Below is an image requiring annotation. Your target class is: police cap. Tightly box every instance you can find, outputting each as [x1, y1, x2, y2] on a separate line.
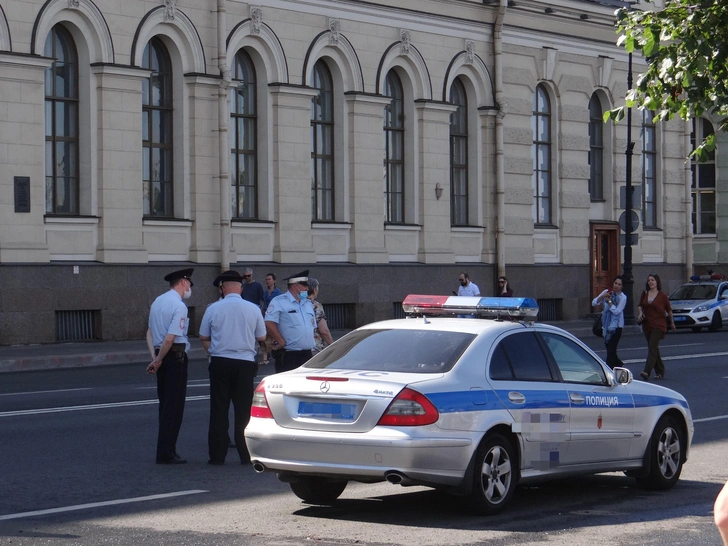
[213, 269, 244, 287]
[164, 268, 194, 286]
[284, 269, 309, 285]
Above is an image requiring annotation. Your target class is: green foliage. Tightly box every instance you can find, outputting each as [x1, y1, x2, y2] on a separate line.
[606, 0, 728, 159]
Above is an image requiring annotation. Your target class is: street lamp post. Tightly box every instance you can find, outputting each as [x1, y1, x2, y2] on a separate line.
[622, 50, 636, 325]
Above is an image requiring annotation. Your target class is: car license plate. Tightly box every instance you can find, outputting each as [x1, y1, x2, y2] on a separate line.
[298, 401, 356, 419]
[674, 316, 686, 322]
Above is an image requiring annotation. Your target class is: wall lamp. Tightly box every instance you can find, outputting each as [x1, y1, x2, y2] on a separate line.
[435, 183, 443, 200]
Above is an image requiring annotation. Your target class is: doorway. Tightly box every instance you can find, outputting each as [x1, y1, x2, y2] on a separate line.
[591, 223, 620, 299]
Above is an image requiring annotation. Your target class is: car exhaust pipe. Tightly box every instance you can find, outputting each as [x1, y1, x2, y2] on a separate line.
[252, 462, 266, 473]
[385, 471, 409, 485]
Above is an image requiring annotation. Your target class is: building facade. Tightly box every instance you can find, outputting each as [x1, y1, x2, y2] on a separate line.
[0, 0, 699, 344]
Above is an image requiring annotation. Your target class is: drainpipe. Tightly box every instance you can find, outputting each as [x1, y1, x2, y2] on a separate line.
[494, 0, 508, 279]
[683, 120, 693, 278]
[217, 0, 232, 272]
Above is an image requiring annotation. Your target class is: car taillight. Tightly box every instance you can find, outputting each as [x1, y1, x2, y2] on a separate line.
[377, 388, 439, 426]
[251, 380, 273, 419]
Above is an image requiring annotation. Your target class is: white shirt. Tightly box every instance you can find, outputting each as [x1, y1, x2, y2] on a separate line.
[458, 281, 480, 297]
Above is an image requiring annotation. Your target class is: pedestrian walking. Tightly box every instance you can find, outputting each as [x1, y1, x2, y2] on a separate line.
[307, 278, 334, 355]
[199, 270, 266, 465]
[241, 267, 265, 309]
[457, 272, 480, 297]
[145, 268, 194, 465]
[265, 270, 316, 373]
[637, 273, 675, 380]
[592, 275, 626, 369]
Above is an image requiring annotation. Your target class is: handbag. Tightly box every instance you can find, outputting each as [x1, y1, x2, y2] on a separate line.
[592, 315, 603, 337]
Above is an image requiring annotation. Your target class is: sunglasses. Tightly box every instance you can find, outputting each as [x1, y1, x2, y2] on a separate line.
[499, 281, 506, 284]
[458, 278, 465, 282]
[297, 282, 309, 287]
[243, 275, 252, 278]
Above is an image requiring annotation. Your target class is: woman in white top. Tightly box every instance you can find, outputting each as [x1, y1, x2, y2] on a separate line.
[592, 275, 627, 369]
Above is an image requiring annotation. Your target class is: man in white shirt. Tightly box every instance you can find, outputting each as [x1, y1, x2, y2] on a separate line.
[457, 272, 480, 297]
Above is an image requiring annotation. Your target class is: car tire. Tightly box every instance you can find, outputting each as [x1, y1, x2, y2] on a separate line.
[467, 433, 516, 515]
[708, 312, 722, 332]
[691, 326, 702, 333]
[636, 415, 685, 491]
[289, 477, 347, 505]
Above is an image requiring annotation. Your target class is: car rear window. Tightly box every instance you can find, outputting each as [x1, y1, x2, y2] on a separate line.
[304, 329, 476, 373]
[670, 284, 717, 300]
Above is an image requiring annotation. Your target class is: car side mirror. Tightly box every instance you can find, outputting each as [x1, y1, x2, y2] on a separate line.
[613, 367, 632, 384]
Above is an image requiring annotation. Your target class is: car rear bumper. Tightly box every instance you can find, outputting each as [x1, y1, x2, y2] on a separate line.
[245, 421, 474, 486]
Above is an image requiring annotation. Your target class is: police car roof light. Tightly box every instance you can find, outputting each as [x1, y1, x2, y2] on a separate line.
[690, 274, 725, 282]
[402, 295, 539, 320]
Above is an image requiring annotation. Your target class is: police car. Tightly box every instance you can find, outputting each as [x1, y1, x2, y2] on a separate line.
[245, 296, 693, 515]
[669, 274, 728, 332]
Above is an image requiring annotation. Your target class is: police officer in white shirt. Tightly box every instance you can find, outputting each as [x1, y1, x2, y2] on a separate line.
[200, 270, 266, 465]
[146, 268, 194, 465]
[265, 270, 316, 373]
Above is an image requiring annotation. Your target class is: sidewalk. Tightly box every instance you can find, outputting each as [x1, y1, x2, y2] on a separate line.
[0, 321, 636, 374]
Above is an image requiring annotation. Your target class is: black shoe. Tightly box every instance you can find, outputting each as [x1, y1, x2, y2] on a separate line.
[157, 455, 187, 464]
[208, 459, 225, 466]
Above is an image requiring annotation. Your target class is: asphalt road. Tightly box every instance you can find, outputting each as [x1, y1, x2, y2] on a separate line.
[0, 329, 726, 545]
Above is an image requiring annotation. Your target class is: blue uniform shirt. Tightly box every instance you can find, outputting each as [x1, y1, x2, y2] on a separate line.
[148, 289, 190, 352]
[265, 291, 316, 351]
[199, 293, 266, 361]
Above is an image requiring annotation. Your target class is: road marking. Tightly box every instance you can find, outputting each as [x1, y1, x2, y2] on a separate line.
[0, 388, 92, 397]
[621, 351, 728, 364]
[0, 490, 209, 521]
[0, 395, 209, 418]
[694, 414, 728, 423]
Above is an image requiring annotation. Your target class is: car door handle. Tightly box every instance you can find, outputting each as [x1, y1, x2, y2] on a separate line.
[570, 393, 585, 404]
[508, 392, 525, 404]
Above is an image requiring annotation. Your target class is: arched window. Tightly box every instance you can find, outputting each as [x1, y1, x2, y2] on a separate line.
[44, 25, 79, 215]
[311, 60, 334, 221]
[588, 94, 603, 201]
[691, 118, 716, 234]
[383, 71, 404, 224]
[641, 110, 657, 228]
[141, 38, 173, 217]
[231, 49, 257, 219]
[449, 78, 468, 226]
[532, 85, 551, 224]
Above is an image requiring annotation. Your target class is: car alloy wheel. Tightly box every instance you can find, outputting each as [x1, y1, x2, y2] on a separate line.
[637, 415, 684, 490]
[469, 433, 516, 515]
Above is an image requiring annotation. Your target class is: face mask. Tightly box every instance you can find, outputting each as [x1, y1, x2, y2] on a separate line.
[183, 288, 192, 300]
[298, 290, 308, 300]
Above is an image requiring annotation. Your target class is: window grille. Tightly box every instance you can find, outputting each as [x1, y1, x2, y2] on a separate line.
[55, 310, 99, 341]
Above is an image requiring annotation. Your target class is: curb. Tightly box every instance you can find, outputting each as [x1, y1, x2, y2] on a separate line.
[0, 348, 208, 374]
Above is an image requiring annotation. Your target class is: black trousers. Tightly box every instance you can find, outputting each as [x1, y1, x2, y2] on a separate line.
[605, 328, 624, 369]
[273, 349, 312, 374]
[643, 328, 666, 377]
[156, 349, 188, 460]
[208, 356, 257, 464]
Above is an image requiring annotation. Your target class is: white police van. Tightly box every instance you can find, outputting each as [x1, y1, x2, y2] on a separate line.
[669, 275, 728, 332]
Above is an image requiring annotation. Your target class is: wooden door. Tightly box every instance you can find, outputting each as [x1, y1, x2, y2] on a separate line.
[591, 223, 620, 298]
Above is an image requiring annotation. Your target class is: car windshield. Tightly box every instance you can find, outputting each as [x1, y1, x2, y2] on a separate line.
[669, 284, 717, 300]
[304, 328, 476, 373]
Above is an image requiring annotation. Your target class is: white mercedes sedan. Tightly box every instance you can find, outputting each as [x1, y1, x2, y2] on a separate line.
[245, 296, 694, 515]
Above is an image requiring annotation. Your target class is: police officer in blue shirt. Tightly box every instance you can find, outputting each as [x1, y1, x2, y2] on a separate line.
[199, 270, 266, 465]
[146, 268, 193, 464]
[265, 270, 316, 373]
